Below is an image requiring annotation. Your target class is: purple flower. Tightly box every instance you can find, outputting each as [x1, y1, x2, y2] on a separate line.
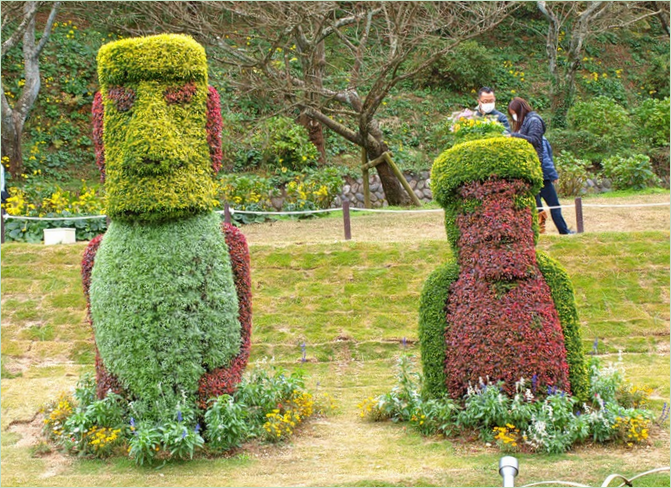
[402, 337, 407, 349]
[195, 423, 201, 433]
[177, 410, 183, 422]
[301, 342, 306, 363]
[182, 428, 187, 439]
[531, 374, 538, 393]
[130, 417, 135, 427]
[592, 338, 599, 355]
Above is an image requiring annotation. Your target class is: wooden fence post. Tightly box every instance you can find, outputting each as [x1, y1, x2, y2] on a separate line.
[224, 202, 232, 225]
[342, 200, 352, 240]
[574, 197, 584, 233]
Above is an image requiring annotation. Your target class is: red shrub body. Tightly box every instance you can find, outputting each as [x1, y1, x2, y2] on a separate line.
[92, 92, 105, 182]
[197, 223, 252, 406]
[206, 86, 223, 174]
[443, 178, 571, 398]
[107, 86, 136, 112]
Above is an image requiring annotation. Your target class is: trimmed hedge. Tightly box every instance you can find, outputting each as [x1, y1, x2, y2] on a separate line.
[418, 261, 460, 399]
[536, 250, 588, 402]
[89, 213, 241, 419]
[97, 34, 218, 222]
[97, 34, 208, 85]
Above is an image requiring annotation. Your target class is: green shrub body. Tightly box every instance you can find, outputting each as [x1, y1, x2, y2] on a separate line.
[89, 212, 241, 418]
[418, 262, 460, 399]
[98, 34, 217, 222]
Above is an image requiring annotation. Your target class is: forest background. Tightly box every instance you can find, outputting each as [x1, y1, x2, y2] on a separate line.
[1, 1, 669, 240]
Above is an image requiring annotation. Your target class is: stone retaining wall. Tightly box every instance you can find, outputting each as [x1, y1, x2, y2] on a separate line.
[336, 172, 433, 208]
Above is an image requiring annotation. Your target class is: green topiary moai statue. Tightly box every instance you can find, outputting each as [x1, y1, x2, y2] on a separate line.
[419, 136, 587, 401]
[81, 34, 252, 420]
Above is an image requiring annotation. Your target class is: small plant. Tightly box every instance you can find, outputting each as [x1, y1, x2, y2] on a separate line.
[127, 419, 162, 466]
[611, 415, 651, 447]
[601, 153, 661, 190]
[204, 395, 249, 451]
[553, 151, 591, 196]
[493, 424, 520, 452]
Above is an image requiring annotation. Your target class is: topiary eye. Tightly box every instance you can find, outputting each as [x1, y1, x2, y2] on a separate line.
[164, 81, 197, 105]
[107, 86, 136, 112]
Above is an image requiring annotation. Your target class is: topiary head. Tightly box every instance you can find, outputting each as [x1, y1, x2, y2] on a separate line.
[431, 137, 544, 251]
[93, 34, 223, 222]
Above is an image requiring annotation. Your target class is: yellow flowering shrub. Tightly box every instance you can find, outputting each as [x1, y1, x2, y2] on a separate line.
[612, 415, 650, 447]
[493, 424, 520, 451]
[86, 426, 123, 457]
[262, 390, 335, 442]
[41, 393, 75, 441]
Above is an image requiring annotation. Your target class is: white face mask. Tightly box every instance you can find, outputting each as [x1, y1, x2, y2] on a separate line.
[511, 113, 518, 122]
[480, 102, 496, 114]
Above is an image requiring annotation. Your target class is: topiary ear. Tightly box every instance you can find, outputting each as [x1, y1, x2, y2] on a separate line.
[206, 86, 223, 173]
[92, 91, 105, 182]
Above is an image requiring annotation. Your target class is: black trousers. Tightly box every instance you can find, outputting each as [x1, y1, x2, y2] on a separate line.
[535, 180, 571, 234]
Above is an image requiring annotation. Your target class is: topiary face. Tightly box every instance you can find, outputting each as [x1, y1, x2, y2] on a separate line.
[431, 137, 543, 250]
[94, 34, 222, 222]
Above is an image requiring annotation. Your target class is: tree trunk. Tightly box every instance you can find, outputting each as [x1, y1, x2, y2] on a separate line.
[297, 111, 327, 164]
[2, 116, 24, 176]
[364, 135, 410, 207]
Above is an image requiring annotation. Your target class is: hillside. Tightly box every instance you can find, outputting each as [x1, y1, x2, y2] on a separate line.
[1, 3, 668, 190]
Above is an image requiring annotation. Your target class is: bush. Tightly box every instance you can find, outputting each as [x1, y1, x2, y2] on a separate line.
[250, 116, 320, 172]
[553, 151, 591, 197]
[358, 355, 655, 454]
[601, 153, 661, 190]
[634, 97, 670, 147]
[414, 41, 496, 92]
[566, 97, 635, 159]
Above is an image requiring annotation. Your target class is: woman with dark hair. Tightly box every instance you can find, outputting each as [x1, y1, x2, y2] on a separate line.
[507, 97, 574, 235]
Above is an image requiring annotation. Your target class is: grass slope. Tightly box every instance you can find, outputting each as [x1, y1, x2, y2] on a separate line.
[1, 231, 669, 486]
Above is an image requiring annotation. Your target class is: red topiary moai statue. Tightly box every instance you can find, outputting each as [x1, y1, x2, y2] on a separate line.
[81, 34, 252, 419]
[419, 137, 587, 401]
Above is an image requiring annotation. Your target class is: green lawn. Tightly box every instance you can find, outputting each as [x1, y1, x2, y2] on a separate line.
[1, 231, 669, 486]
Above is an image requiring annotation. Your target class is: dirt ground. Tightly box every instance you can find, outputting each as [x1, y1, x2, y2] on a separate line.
[240, 193, 670, 246]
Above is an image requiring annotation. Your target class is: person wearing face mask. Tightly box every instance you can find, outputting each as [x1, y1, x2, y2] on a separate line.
[508, 96, 574, 235]
[475, 86, 511, 131]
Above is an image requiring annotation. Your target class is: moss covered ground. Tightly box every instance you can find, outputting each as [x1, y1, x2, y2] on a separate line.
[1, 211, 669, 486]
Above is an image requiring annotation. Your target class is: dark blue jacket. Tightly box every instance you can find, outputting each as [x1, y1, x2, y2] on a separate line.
[511, 111, 558, 181]
[475, 107, 511, 131]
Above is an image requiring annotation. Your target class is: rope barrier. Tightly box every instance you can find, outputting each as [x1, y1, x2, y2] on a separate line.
[218, 208, 337, 216]
[3, 214, 107, 221]
[2, 200, 668, 221]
